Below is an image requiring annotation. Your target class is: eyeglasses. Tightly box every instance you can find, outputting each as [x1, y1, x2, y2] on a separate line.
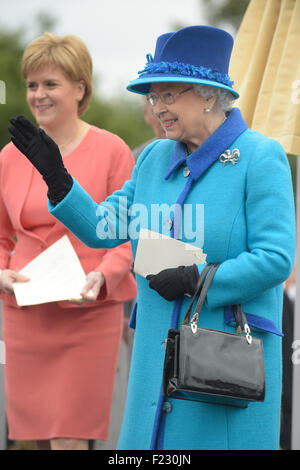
[146, 86, 193, 107]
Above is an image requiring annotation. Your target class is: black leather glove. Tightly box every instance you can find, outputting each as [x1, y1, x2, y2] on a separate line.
[8, 115, 73, 205]
[146, 264, 199, 301]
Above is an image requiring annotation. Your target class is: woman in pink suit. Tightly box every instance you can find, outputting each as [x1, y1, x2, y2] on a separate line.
[0, 33, 136, 450]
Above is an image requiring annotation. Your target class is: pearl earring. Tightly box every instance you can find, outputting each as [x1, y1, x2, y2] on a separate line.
[205, 108, 210, 113]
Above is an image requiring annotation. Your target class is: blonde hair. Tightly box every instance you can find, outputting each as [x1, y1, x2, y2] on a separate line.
[21, 32, 93, 115]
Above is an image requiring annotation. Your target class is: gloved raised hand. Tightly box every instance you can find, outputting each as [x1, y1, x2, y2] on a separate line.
[8, 115, 73, 205]
[146, 264, 199, 301]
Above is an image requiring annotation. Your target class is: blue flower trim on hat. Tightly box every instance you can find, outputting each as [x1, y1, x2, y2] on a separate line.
[138, 60, 234, 88]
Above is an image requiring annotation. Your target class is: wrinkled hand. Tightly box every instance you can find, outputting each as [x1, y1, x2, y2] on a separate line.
[68, 271, 105, 305]
[0, 269, 30, 295]
[146, 264, 199, 301]
[8, 115, 64, 178]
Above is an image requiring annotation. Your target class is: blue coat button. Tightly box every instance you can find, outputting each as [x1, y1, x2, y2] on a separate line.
[162, 401, 172, 413]
[183, 166, 190, 177]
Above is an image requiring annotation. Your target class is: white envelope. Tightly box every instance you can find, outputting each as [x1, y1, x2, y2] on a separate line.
[133, 229, 206, 277]
[13, 235, 86, 306]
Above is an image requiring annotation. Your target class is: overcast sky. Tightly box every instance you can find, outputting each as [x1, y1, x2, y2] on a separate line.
[1, 0, 208, 101]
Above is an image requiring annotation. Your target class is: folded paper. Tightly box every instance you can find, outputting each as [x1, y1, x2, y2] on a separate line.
[13, 235, 86, 306]
[134, 229, 206, 277]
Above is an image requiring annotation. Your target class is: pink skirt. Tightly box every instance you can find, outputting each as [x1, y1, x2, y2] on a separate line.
[2, 300, 123, 440]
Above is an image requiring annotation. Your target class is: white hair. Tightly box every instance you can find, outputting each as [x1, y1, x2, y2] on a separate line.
[193, 84, 234, 112]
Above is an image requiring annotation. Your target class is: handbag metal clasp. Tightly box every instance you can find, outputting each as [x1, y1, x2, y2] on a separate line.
[191, 313, 199, 334]
[244, 323, 252, 345]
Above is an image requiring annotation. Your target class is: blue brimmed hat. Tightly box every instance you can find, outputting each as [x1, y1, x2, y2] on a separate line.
[127, 25, 239, 99]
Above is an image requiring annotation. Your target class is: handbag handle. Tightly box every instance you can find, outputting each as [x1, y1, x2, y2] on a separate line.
[183, 263, 251, 341]
[233, 305, 252, 344]
[182, 263, 215, 326]
[190, 263, 221, 322]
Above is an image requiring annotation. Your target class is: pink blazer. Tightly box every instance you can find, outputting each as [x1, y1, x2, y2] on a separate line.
[0, 126, 137, 309]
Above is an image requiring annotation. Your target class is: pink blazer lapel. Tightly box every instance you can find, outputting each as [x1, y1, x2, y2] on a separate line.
[8, 156, 34, 233]
[15, 158, 63, 244]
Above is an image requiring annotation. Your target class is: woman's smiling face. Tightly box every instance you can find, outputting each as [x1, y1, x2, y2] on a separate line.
[26, 66, 85, 130]
[150, 82, 214, 153]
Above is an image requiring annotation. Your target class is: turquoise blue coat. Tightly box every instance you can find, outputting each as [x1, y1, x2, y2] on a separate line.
[49, 109, 295, 450]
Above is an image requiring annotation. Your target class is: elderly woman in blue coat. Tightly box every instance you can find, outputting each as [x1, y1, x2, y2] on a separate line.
[8, 26, 295, 450]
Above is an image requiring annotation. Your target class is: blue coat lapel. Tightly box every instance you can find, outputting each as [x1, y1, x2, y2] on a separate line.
[165, 107, 248, 182]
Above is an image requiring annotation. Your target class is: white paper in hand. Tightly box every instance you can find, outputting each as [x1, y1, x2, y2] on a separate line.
[133, 229, 207, 278]
[13, 235, 86, 306]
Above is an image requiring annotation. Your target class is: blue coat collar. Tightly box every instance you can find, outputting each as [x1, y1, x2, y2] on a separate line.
[164, 107, 248, 181]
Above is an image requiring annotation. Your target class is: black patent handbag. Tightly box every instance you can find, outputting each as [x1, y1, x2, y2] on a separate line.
[162, 263, 266, 408]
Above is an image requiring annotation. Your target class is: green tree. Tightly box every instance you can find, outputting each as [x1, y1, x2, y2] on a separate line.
[0, 27, 29, 149]
[83, 96, 153, 150]
[202, 0, 251, 31]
